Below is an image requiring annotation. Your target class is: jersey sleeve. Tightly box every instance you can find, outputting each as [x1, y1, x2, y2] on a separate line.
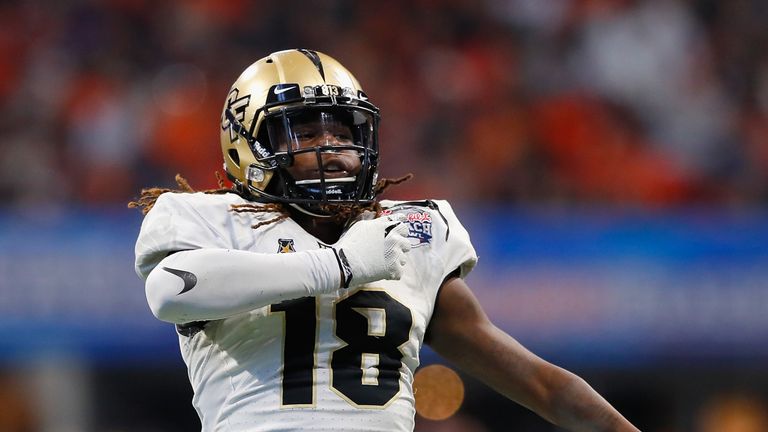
[432, 200, 478, 281]
[134, 192, 235, 280]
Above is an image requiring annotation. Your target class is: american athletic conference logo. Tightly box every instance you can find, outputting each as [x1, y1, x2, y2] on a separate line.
[277, 238, 296, 253]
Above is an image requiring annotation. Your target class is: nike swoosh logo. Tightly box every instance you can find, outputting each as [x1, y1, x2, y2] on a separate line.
[162, 267, 198, 295]
[273, 86, 295, 95]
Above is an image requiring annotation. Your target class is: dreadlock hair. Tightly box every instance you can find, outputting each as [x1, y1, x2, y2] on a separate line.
[127, 172, 231, 215]
[127, 172, 413, 230]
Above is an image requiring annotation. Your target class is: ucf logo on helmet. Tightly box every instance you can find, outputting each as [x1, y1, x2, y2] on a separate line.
[222, 88, 250, 143]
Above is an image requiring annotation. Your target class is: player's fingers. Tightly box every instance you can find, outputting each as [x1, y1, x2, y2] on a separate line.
[394, 222, 410, 237]
[385, 233, 410, 253]
[383, 213, 407, 222]
[384, 222, 401, 238]
[384, 221, 410, 239]
[388, 256, 403, 279]
[397, 237, 411, 253]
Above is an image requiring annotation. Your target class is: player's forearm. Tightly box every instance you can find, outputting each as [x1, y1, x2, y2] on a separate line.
[145, 248, 342, 324]
[544, 367, 640, 432]
[431, 322, 638, 432]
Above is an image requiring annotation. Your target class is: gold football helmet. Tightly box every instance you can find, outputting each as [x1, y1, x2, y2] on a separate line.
[220, 49, 380, 214]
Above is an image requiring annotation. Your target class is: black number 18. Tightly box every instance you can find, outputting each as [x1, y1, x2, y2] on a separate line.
[269, 289, 413, 408]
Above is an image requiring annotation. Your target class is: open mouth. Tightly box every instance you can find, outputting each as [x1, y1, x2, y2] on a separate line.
[294, 159, 359, 185]
[322, 160, 351, 177]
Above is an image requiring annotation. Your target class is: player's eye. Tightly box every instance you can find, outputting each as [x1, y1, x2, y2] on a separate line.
[294, 131, 317, 141]
[334, 133, 353, 142]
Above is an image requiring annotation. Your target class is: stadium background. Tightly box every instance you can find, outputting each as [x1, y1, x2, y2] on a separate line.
[1, 0, 767, 430]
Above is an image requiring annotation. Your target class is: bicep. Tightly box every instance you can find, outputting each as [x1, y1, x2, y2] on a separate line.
[425, 276, 531, 368]
[425, 276, 557, 413]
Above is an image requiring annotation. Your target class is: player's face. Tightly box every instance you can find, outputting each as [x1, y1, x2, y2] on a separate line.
[274, 112, 362, 181]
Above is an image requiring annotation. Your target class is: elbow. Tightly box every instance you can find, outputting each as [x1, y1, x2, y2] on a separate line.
[539, 366, 591, 424]
[146, 291, 181, 323]
[146, 286, 183, 323]
[509, 360, 578, 424]
[145, 269, 189, 324]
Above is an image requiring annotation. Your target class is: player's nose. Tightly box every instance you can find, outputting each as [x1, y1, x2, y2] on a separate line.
[318, 131, 347, 147]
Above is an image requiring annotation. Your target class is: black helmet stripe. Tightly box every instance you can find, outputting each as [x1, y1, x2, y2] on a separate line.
[298, 49, 325, 81]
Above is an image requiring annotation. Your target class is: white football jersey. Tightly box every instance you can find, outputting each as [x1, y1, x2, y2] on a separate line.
[135, 192, 477, 432]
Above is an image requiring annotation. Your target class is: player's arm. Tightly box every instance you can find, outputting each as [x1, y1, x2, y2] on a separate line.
[145, 247, 340, 324]
[425, 276, 640, 432]
[144, 217, 411, 324]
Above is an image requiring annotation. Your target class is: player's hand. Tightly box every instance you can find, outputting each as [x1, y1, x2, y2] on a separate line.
[333, 216, 411, 288]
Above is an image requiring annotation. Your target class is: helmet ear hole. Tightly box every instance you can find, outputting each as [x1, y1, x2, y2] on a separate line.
[228, 149, 240, 166]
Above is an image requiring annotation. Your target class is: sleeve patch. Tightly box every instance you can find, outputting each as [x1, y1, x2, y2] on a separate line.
[381, 208, 434, 246]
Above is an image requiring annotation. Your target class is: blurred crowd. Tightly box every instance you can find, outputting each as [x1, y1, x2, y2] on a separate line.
[1, 0, 767, 208]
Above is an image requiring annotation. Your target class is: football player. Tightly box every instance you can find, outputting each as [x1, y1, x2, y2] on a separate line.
[133, 49, 640, 431]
